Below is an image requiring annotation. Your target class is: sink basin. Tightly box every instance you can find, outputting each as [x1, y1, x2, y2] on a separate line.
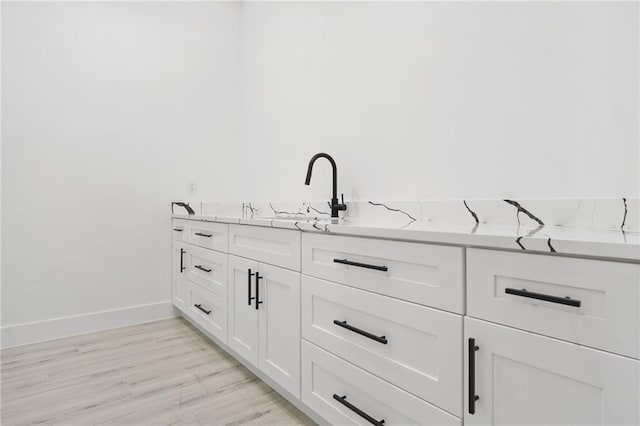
[259, 216, 319, 221]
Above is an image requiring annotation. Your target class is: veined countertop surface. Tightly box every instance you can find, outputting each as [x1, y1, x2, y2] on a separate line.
[172, 198, 639, 261]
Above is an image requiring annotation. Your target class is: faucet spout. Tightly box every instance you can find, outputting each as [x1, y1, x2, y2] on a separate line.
[304, 153, 346, 218]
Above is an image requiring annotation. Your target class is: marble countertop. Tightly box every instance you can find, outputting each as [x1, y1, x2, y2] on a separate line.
[172, 211, 639, 261]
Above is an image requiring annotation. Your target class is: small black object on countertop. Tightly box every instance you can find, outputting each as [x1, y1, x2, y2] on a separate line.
[172, 202, 195, 215]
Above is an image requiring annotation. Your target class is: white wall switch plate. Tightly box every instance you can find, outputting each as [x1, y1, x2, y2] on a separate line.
[188, 180, 198, 195]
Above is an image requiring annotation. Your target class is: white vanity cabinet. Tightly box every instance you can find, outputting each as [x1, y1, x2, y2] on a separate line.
[228, 254, 301, 397]
[464, 318, 639, 426]
[172, 215, 639, 426]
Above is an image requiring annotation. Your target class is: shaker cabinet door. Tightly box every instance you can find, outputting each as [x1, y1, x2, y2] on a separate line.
[464, 318, 640, 426]
[258, 263, 301, 398]
[228, 255, 260, 367]
[172, 242, 189, 310]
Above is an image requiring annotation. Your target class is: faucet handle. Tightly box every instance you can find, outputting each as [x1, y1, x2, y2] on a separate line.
[338, 193, 347, 211]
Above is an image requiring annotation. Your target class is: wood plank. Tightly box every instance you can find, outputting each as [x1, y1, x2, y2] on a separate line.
[1, 317, 314, 425]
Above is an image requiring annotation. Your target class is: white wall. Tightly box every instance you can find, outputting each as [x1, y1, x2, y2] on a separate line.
[2, 1, 638, 346]
[1, 2, 243, 344]
[241, 1, 639, 202]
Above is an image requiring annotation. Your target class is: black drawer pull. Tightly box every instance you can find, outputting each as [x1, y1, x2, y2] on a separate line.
[194, 304, 211, 315]
[173, 228, 183, 232]
[333, 258, 388, 272]
[468, 338, 479, 414]
[505, 288, 581, 307]
[194, 265, 212, 273]
[179, 248, 186, 273]
[333, 394, 385, 426]
[248, 268, 256, 306]
[333, 320, 387, 344]
[194, 232, 212, 238]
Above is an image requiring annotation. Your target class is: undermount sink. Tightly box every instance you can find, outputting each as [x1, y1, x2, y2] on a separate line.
[258, 216, 320, 221]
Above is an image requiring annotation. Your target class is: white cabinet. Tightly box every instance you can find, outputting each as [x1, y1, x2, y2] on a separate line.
[173, 217, 638, 426]
[172, 242, 188, 310]
[228, 255, 260, 366]
[302, 275, 462, 416]
[302, 232, 464, 313]
[172, 219, 189, 243]
[228, 254, 301, 397]
[467, 249, 640, 359]
[187, 221, 228, 252]
[464, 317, 640, 426]
[258, 262, 301, 398]
[229, 224, 301, 271]
[187, 282, 227, 343]
[185, 245, 228, 298]
[302, 341, 460, 426]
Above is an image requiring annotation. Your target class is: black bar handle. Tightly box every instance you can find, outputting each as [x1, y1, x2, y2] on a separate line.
[333, 258, 388, 272]
[505, 288, 581, 307]
[194, 265, 212, 273]
[180, 248, 185, 273]
[468, 338, 479, 414]
[173, 228, 183, 232]
[194, 232, 212, 238]
[255, 272, 263, 310]
[333, 320, 387, 344]
[194, 304, 211, 315]
[332, 394, 385, 426]
[248, 269, 255, 306]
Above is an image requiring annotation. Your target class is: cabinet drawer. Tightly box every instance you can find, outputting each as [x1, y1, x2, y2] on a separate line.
[187, 221, 228, 252]
[186, 282, 227, 343]
[172, 219, 189, 243]
[302, 233, 464, 313]
[467, 249, 640, 359]
[464, 318, 640, 426]
[185, 245, 228, 298]
[229, 225, 300, 271]
[302, 341, 460, 426]
[302, 275, 462, 416]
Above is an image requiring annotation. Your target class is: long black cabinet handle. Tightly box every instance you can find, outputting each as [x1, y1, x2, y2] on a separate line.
[173, 228, 183, 232]
[194, 265, 212, 273]
[333, 258, 388, 272]
[194, 232, 212, 238]
[248, 269, 255, 306]
[505, 288, 581, 307]
[255, 273, 263, 310]
[333, 320, 387, 344]
[180, 248, 185, 273]
[332, 394, 385, 426]
[194, 304, 211, 315]
[468, 338, 479, 414]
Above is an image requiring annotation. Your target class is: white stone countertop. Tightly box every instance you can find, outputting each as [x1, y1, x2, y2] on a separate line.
[172, 212, 639, 261]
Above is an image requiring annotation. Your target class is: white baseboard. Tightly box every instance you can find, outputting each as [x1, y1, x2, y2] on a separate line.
[1, 301, 178, 349]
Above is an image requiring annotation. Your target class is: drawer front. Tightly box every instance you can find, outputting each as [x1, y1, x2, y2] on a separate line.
[302, 341, 461, 426]
[172, 219, 189, 243]
[185, 245, 228, 298]
[302, 233, 464, 313]
[187, 221, 228, 252]
[229, 224, 301, 271]
[186, 282, 227, 343]
[467, 249, 640, 359]
[302, 275, 463, 416]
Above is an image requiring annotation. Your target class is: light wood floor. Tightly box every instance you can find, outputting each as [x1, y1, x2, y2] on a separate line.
[1, 317, 315, 426]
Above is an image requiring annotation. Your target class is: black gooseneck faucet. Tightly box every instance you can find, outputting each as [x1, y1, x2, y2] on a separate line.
[305, 153, 347, 218]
